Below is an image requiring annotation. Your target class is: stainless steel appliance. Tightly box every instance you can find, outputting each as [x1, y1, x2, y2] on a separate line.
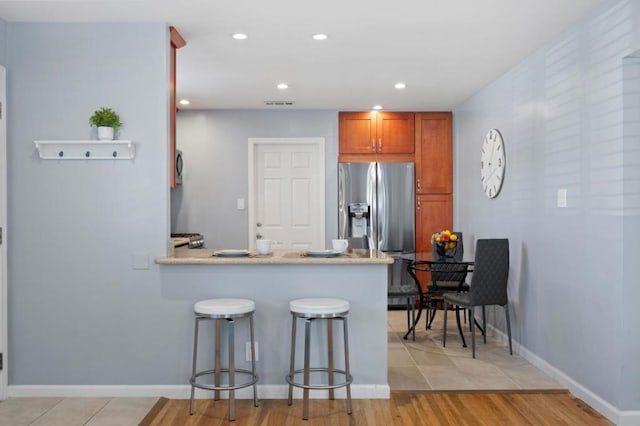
[171, 232, 205, 249]
[175, 149, 183, 185]
[338, 162, 415, 308]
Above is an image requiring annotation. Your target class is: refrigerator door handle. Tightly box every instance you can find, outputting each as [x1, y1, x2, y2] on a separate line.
[368, 162, 377, 250]
[377, 162, 388, 250]
[338, 163, 347, 239]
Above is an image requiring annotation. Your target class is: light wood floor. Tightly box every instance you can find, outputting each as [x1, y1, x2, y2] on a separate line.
[141, 391, 612, 425]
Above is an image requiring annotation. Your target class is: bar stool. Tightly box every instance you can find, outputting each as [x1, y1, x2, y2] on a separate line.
[189, 298, 258, 421]
[286, 298, 353, 420]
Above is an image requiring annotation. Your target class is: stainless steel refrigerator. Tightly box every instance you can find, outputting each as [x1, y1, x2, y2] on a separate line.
[338, 162, 415, 308]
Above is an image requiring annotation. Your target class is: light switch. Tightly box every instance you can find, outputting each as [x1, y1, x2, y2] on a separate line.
[557, 188, 567, 208]
[237, 198, 246, 210]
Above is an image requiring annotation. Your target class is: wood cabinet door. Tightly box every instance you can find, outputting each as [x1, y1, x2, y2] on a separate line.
[339, 112, 376, 154]
[415, 194, 452, 254]
[415, 112, 452, 194]
[377, 112, 415, 154]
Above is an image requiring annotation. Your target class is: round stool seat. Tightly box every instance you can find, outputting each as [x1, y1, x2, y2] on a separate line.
[194, 298, 255, 316]
[289, 298, 349, 316]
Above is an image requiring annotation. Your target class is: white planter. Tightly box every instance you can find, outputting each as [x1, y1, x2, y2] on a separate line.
[97, 126, 115, 141]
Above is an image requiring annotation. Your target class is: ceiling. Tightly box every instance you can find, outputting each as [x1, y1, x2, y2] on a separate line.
[0, 0, 605, 110]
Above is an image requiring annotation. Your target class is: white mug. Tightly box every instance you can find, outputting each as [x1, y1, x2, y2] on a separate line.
[256, 239, 272, 255]
[332, 239, 349, 253]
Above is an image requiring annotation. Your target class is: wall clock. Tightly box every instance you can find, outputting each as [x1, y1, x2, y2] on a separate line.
[480, 128, 505, 198]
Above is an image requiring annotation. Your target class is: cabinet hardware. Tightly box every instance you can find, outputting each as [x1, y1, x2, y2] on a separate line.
[417, 179, 421, 191]
[417, 199, 421, 208]
[371, 139, 376, 152]
[378, 138, 382, 152]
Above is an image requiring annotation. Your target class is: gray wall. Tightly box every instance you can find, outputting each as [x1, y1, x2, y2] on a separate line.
[622, 55, 640, 410]
[172, 110, 339, 248]
[454, 0, 639, 411]
[7, 23, 173, 384]
[0, 19, 6, 65]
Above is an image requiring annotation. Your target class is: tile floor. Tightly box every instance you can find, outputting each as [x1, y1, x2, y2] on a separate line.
[0, 396, 158, 426]
[387, 309, 564, 391]
[0, 311, 563, 425]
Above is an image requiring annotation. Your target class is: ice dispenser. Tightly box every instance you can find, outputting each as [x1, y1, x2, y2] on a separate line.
[347, 203, 370, 238]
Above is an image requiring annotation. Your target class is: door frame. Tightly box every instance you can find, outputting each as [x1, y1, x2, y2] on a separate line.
[247, 137, 326, 249]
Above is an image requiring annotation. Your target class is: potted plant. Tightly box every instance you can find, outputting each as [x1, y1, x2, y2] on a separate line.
[89, 107, 122, 141]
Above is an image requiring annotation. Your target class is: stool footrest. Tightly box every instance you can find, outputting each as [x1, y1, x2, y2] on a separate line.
[286, 368, 353, 390]
[191, 369, 258, 392]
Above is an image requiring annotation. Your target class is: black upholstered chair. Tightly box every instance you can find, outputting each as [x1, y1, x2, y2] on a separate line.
[443, 238, 512, 358]
[423, 232, 470, 330]
[388, 272, 421, 341]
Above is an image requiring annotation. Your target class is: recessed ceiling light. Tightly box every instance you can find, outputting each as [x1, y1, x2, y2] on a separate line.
[232, 33, 248, 40]
[179, 99, 190, 105]
[373, 105, 383, 110]
[394, 82, 407, 89]
[277, 83, 289, 90]
[312, 34, 328, 41]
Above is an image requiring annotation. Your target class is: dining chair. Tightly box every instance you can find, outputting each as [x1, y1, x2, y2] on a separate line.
[443, 238, 512, 358]
[388, 271, 421, 341]
[424, 232, 470, 330]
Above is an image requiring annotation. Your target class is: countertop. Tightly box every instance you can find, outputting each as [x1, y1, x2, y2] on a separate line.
[155, 248, 394, 265]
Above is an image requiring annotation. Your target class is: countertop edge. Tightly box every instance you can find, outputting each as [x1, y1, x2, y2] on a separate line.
[155, 249, 395, 265]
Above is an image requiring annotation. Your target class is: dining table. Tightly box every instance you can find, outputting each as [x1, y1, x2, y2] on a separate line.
[397, 252, 480, 346]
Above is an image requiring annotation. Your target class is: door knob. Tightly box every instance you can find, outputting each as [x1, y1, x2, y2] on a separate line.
[256, 234, 263, 239]
[256, 222, 262, 227]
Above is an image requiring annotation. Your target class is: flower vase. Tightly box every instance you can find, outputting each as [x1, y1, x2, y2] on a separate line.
[97, 126, 115, 141]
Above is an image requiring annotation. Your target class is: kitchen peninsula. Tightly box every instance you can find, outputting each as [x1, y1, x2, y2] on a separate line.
[155, 249, 393, 399]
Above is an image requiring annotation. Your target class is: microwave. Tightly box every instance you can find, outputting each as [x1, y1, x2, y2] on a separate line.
[175, 149, 183, 185]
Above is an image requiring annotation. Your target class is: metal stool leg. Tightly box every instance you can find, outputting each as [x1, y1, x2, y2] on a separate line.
[214, 319, 221, 401]
[228, 319, 236, 421]
[189, 316, 200, 415]
[328, 319, 334, 400]
[303, 318, 312, 420]
[249, 315, 259, 407]
[287, 315, 297, 406]
[343, 317, 352, 415]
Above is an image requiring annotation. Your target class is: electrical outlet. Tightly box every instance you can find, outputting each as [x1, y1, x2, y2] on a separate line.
[246, 341, 258, 361]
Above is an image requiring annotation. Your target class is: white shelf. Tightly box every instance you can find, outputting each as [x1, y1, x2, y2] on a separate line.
[34, 140, 136, 160]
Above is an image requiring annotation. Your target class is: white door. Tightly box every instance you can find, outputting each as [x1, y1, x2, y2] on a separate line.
[0, 65, 7, 399]
[248, 138, 325, 250]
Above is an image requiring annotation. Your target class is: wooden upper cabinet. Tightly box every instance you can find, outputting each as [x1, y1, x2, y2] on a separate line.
[339, 112, 377, 155]
[415, 112, 452, 194]
[376, 112, 414, 154]
[339, 112, 414, 160]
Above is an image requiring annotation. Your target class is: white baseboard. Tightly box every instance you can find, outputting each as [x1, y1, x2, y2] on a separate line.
[486, 323, 639, 425]
[8, 384, 390, 400]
